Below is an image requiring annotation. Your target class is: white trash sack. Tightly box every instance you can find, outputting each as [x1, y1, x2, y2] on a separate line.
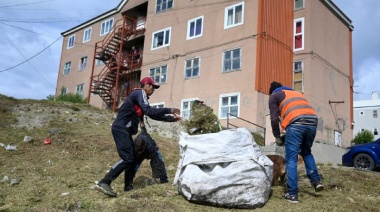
[173, 128, 273, 209]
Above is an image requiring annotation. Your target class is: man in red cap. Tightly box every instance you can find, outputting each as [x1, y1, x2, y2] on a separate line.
[95, 77, 181, 197]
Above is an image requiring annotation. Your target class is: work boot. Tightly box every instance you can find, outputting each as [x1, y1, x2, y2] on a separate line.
[95, 182, 117, 197]
[124, 184, 133, 192]
[284, 193, 299, 203]
[312, 181, 325, 192]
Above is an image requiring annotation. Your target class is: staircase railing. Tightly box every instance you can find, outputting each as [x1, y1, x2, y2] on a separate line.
[88, 15, 146, 110]
[227, 113, 266, 146]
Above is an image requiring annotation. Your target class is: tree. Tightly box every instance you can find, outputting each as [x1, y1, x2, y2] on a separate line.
[352, 129, 374, 145]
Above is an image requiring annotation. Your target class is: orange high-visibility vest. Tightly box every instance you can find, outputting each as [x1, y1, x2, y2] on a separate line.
[279, 90, 316, 130]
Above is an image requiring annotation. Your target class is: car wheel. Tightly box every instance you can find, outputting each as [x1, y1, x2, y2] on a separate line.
[353, 153, 375, 171]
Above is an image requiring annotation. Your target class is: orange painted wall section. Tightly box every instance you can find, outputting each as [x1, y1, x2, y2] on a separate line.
[256, 0, 294, 94]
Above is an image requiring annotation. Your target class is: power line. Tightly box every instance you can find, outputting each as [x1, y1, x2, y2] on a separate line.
[0, 26, 57, 89]
[0, 0, 58, 9]
[0, 21, 56, 38]
[0, 36, 62, 73]
[0, 21, 95, 48]
[0, 19, 91, 23]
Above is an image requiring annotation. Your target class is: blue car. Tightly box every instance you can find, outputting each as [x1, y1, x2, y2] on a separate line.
[342, 138, 380, 171]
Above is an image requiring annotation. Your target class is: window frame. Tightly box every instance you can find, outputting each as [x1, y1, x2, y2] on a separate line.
[149, 65, 168, 84]
[219, 92, 240, 119]
[187, 16, 204, 40]
[374, 128, 379, 136]
[294, 0, 305, 10]
[373, 110, 378, 118]
[293, 60, 304, 92]
[63, 62, 71, 75]
[151, 27, 171, 50]
[224, 2, 244, 29]
[79, 56, 88, 71]
[223, 47, 242, 73]
[151, 102, 165, 109]
[294, 17, 305, 51]
[100, 18, 114, 36]
[95, 59, 104, 66]
[76, 83, 84, 96]
[83, 27, 92, 43]
[67, 35, 75, 49]
[61, 87, 68, 95]
[156, 0, 173, 13]
[181, 98, 198, 120]
[184, 57, 200, 79]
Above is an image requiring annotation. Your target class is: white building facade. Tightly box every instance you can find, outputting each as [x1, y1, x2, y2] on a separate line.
[353, 92, 380, 140]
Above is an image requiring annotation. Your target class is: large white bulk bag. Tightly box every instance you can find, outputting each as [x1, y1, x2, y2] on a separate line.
[174, 128, 273, 209]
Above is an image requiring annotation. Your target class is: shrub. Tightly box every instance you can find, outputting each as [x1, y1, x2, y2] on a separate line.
[182, 101, 221, 135]
[46, 94, 55, 101]
[56, 93, 87, 104]
[352, 129, 374, 144]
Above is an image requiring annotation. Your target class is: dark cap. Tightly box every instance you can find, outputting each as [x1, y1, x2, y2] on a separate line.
[269, 81, 282, 95]
[140, 77, 160, 89]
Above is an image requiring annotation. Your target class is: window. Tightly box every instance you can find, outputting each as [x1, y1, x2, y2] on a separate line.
[95, 59, 104, 66]
[156, 0, 173, 13]
[83, 28, 92, 42]
[374, 110, 378, 118]
[60, 87, 68, 95]
[79, 57, 87, 71]
[294, 0, 304, 10]
[185, 57, 200, 79]
[151, 102, 164, 109]
[92, 81, 104, 96]
[187, 16, 203, 40]
[76, 84, 84, 96]
[293, 60, 304, 92]
[100, 18, 114, 36]
[294, 18, 304, 51]
[150, 65, 167, 83]
[375, 128, 379, 135]
[359, 111, 364, 116]
[152, 27, 171, 50]
[224, 2, 244, 29]
[67, 35, 75, 49]
[223, 48, 241, 72]
[181, 98, 198, 120]
[219, 93, 240, 118]
[63, 62, 71, 75]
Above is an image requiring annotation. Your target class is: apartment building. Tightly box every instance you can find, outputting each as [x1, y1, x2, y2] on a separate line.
[56, 0, 354, 147]
[353, 92, 380, 140]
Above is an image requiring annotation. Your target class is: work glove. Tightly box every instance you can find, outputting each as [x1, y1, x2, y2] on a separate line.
[275, 135, 286, 146]
[171, 108, 181, 115]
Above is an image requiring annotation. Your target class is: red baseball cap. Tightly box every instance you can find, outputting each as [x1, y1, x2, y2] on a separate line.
[140, 77, 160, 89]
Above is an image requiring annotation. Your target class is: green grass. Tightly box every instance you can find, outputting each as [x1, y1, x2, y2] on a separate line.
[0, 95, 379, 211]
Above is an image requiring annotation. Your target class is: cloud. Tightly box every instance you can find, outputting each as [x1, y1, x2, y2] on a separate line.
[0, 0, 120, 99]
[353, 59, 380, 100]
[333, 0, 380, 100]
[1, 0, 379, 102]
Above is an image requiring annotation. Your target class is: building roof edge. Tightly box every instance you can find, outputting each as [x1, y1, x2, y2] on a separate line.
[323, 0, 354, 31]
[61, 0, 128, 36]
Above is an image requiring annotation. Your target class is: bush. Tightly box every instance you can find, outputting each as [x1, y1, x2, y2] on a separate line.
[182, 101, 221, 135]
[46, 94, 55, 101]
[56, 93, 87, 104]
[352, 129, 374, 144]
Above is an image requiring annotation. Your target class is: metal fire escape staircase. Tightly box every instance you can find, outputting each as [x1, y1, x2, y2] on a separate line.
[89, 15, 145, 111]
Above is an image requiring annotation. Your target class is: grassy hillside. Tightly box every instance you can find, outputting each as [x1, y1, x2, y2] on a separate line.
[0, 94, 379, 212]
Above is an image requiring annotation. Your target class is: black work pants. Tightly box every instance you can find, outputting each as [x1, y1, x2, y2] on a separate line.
[100, 129, 136, 190]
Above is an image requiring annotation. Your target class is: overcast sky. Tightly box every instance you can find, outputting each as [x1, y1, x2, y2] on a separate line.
[0, 0, 378, 101]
